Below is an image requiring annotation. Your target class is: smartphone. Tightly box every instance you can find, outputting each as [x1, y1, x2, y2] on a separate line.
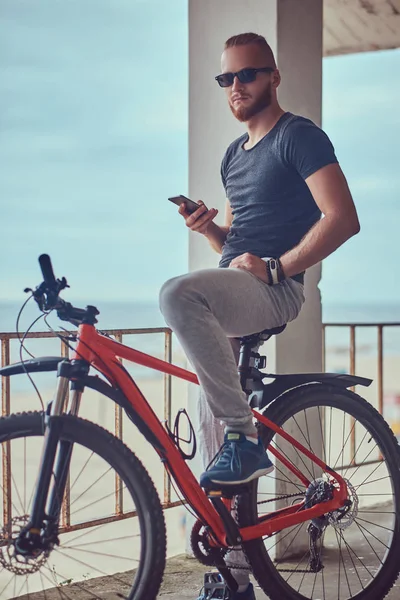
[168, 195, 200, 215]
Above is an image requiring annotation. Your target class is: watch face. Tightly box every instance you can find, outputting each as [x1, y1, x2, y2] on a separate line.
[270, 259, 276, 269]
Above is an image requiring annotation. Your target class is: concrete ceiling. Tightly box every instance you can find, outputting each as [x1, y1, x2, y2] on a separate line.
[324, 0, 400, 55]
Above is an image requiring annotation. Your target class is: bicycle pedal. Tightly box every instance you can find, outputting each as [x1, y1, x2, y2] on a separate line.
[202, 571, 229, 599]
[206, 484, 251, 499]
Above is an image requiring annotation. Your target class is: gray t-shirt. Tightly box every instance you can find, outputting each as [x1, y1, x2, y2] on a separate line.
[219, 112, 338, 283]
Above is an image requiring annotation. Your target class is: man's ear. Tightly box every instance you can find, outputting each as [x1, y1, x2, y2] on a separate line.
[273, 69, 281, 89]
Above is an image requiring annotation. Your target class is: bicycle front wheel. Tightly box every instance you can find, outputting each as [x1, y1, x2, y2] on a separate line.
[237, 384, 400, 600]
[0, 412, 166, 600]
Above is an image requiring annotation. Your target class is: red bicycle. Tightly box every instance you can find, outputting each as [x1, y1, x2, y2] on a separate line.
[0, 254, 399, 600]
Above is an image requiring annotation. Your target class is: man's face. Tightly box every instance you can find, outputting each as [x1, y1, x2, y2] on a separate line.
[220, 44, 276, 122]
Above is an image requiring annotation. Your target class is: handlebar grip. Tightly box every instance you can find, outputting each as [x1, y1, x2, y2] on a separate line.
[38, 254, 57, 286]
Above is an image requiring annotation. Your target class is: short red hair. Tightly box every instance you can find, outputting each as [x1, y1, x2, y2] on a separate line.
[224, 33, 277, 68]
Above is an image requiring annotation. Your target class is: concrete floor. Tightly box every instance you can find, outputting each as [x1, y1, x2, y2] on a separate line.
[13, 552, 399, 599]
[157, 554, 400, 599]
[12, 508, 400, 600]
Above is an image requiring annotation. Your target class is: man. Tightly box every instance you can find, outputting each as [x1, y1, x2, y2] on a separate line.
[159, 33, 359, 600]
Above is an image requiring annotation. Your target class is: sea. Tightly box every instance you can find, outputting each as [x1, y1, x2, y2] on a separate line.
[2, 299, 400, 366]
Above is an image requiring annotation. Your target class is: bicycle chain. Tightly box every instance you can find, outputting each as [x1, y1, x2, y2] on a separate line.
[257, 491, 305, 506]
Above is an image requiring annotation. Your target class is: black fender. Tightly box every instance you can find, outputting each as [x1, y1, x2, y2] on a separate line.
[0, 357, 164, 452]
[250, 372, 372, 409]
[0, 357, 64, 376]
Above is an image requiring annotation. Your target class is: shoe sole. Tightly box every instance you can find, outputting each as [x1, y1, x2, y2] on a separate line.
[206, 464, 274, 486]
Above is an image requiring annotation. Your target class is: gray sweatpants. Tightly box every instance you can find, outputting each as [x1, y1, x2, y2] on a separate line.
[159, 267, 305, 585]
[159, 266, 304, 438]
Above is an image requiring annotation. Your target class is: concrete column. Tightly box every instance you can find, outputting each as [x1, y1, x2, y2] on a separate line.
[187, 0, 323, 559]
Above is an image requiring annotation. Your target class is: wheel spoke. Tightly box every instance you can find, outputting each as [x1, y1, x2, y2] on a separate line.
[54, 547, 133, 589]
[284, 546, 310, 585]
[338, 530, 376, 579]
[275, 522, 308, 568]
[302, 409, 316, 479]
[39, 567, 76, 600]
[69, 451, 95, 493]
[24, 437, 27, 513]
[41, 563, 104, 599]
[291, 412, 315, 459]
[355, 519, 390, 551]
[0, 571, 16, 597]
[263, 523, 302, 553]
[345, 442, 380, 481]
[61, 545, 140, 562]
[338, 529, 365, 590]
[334, 528, 352, 598]
[354, 466, 388, 491]
[355, 516, 394, 534]
[0, 412, 165, 600]
[317, 405, 326, 465]
[272, 438, 315, 482]
[66, 534, 140, 548]
[70, 483, 128, 517]
[246, 393, 400, 600]
[69, 466, 113, 509]
[39, 570, 49, 600]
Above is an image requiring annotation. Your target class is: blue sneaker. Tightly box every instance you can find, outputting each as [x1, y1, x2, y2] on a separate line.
[200, 432, 273, 489]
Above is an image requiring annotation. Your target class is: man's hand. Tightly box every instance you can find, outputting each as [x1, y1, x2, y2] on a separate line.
[229, 253, 268, 282]
[179, 200, 218, 235]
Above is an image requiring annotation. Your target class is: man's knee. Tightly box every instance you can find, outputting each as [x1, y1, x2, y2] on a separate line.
[159, 273, 203, 320]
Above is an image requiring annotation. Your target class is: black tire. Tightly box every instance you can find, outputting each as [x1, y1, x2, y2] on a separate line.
[0, 411, 166, 600]
[237, 384, 400, 600]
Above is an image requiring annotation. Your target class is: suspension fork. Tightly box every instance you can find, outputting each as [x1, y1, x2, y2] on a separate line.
[47, 383, 84, 524]
[27, 361, 87, 531]
[26, 374, 70, 531]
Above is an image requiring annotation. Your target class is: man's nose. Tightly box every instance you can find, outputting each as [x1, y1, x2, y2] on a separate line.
[231, 74, 244, 92]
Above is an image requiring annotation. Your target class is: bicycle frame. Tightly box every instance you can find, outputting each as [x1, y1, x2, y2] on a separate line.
[47, 323, 349, 547]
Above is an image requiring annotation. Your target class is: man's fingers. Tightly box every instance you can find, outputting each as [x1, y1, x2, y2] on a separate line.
[187, 204, 208, 223]
[188, 209, 218, 231]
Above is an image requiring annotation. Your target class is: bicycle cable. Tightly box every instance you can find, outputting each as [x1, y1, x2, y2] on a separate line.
[15, 295, 50, 411]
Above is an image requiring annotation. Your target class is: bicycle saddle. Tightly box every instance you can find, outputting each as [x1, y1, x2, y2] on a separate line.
[238, 324, 287, 345]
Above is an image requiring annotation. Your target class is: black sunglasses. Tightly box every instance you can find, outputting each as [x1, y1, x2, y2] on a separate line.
[215, 67, 275, 88]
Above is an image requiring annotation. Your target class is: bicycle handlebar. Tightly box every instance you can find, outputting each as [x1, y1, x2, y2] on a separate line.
[38, 254, 57, 287]
[27, 255, 99, 326]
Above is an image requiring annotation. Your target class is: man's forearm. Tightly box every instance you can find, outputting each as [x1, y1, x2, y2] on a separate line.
[280, 215, 360, 278]
[204, 223, 230, 254]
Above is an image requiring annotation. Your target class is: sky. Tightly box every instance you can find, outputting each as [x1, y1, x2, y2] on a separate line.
[0, 1, 399, 309]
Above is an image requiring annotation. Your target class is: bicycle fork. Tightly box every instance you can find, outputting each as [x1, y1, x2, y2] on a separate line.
[16, 361, 85, 555]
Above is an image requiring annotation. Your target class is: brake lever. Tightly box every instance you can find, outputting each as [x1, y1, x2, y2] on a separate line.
[25, 277, 70, 311]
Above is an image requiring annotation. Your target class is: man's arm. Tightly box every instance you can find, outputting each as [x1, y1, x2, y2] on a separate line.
[204, 199, 232, 253]
[229, 163, 359, 283]
[279, 163, 360, 278]
[181, 199, 232, 254]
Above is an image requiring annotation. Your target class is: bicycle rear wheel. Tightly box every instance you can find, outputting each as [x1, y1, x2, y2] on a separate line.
[0, 412, 166, 600]
[237, 384, 400, 600]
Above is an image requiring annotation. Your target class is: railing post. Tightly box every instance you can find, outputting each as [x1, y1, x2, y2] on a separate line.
[377, 325, 383, 415]
[164, 329, 172, 506]
[115, 333, 124, 516]
[0, 326, 182, 533]
[1, 337, 12, 526]
[60, 337, 71, 529]
[349, 326, 356, 464]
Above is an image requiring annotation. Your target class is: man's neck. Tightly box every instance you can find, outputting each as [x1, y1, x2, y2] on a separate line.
[244, 105, 286, 149]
